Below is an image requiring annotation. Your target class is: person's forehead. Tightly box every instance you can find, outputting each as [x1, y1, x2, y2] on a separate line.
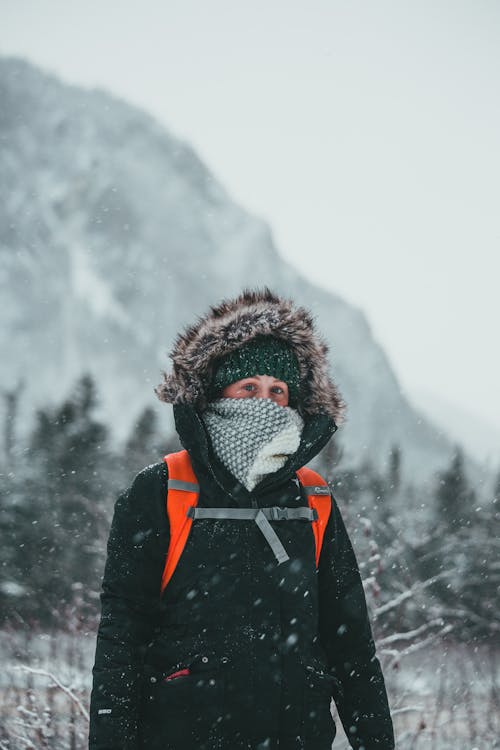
[237, 374, 287, 382]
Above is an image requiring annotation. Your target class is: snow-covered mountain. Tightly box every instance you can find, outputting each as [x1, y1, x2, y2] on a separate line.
[0, 56, 488, 492]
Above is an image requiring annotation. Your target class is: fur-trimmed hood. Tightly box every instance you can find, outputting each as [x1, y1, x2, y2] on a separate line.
[155, 287, 347, 425]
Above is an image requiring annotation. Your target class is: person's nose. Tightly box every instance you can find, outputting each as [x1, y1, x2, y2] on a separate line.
[258, 385, 272, 400]
[262, 386, 281, 403]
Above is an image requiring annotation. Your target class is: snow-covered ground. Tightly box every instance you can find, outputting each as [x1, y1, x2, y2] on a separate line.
[1, 629, 498, 749]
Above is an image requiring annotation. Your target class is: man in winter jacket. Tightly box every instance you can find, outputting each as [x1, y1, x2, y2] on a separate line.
[89, 288, 395, 750]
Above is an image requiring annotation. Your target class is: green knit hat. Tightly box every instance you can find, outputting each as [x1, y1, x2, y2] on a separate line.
[209, 336, 301, 405]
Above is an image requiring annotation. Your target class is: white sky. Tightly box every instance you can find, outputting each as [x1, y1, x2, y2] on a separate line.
[2, 0, 499, 430]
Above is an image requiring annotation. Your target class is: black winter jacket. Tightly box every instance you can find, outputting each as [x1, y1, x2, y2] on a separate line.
[89, 403, 395, 750]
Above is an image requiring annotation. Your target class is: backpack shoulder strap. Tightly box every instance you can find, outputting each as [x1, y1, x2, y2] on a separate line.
[295, 466, 332, 569]
[160, 449, 199, 594]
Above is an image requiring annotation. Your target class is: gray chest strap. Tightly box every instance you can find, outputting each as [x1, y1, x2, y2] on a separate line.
[186, 505, 318, 565]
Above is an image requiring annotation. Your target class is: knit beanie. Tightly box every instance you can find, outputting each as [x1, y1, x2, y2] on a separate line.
[208, 336, 301, 405]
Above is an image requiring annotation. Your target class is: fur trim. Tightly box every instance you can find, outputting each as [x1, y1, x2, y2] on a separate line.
[154, 287, 347, 424]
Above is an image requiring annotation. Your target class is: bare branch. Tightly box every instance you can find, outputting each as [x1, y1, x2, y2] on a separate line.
[372, 571, 452, 619]
[14, 665, 89, 722]
[391, 705, 425, 716]
[378, 618, 445, 646]
[384, 624, 454, 669]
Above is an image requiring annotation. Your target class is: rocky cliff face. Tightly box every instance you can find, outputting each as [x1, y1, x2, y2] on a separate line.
[0, 56, 482, 490]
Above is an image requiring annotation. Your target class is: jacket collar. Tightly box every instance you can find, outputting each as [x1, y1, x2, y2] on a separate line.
[173, 402, 337, 506]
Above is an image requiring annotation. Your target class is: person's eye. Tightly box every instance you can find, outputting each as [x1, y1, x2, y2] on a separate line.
[271, 386, 284, 394]
[243, 383, 255, 392]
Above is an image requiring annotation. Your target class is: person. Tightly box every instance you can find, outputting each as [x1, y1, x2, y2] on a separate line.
[88, 287, 395, 750]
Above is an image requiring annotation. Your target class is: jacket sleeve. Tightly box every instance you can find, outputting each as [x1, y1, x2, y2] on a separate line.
[88, 463, 169, 750]
[318, 495, 395, 750]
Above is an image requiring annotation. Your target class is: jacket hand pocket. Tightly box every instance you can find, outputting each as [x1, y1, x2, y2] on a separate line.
[139, 652, 227, 748]
[301, 659, 337, 744]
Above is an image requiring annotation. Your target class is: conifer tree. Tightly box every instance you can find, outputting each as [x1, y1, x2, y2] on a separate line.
[387, 443, 401, 497]
[24, 372, 112, 624]
[493, 465, 500, 503]
[124, 406, 161, 473]
[123, 405, 180, 477]
[434, 444, 475, 531]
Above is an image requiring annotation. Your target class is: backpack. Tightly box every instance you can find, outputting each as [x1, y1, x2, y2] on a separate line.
[160, 449, 332, 594]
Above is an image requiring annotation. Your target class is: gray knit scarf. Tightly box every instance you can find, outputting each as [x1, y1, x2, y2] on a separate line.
[201, 397, 304, 491]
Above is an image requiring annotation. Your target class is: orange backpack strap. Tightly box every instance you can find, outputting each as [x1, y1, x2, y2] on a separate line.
[295, 466, 332, 569]
[160, 449, 199, 594]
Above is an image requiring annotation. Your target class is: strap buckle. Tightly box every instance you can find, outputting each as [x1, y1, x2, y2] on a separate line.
[267, 507, 289, 521]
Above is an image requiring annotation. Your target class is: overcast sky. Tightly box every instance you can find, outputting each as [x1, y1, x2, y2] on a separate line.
[2, 0, 499, 438]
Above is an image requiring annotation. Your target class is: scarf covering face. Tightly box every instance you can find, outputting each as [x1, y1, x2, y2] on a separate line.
[201, 397, 304, 492]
